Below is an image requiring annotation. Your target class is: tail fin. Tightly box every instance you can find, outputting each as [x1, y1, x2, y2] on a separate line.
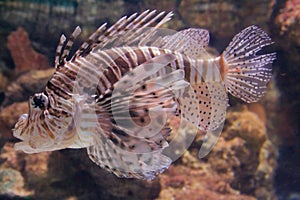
[222, 25, 276, 103]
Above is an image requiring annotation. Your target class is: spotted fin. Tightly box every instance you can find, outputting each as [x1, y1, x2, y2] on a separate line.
[197, 82, 228, 158]
[179, 81, 227, 132]
[151, 28, 210, 59]
[222, 25, 276, 103]
[179, 83, 211, 131]
[206, 82, 228, 130]
[74, 96, 171, 154]
[178, 81, 228, 158]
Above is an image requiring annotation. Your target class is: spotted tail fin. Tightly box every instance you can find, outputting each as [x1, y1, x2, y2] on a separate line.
[222, 25, 276, 103]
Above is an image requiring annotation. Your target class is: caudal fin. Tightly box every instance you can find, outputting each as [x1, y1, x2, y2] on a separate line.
[222, 25, 276, 103]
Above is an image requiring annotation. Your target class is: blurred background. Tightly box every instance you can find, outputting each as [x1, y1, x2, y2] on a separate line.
[0, 0, 299, 199]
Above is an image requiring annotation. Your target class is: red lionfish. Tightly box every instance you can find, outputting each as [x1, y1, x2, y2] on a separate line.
[13, 10, 276, 180]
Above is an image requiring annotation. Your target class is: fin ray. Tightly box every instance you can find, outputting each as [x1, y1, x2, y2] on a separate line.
[151, 28, 210, 59]
[222, 25, 276, 103]
[73, 10, 172, 58]
[87, 128, 172, 180]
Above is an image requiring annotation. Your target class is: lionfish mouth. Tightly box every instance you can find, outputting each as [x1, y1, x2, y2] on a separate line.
[13, 114, 35, 153]
[13, 114, 28, 140]
[13, 131, 53, 154]
[13, 113, 42, 153]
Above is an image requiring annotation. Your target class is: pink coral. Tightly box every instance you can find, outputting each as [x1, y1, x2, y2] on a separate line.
[276, 0, 300, 33]
[7, 27, 51, 74]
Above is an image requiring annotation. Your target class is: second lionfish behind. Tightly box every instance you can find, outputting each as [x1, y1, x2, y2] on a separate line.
[13, 10, 276, 180]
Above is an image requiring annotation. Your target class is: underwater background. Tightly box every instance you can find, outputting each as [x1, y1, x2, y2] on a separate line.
[0, 0, 299, 199]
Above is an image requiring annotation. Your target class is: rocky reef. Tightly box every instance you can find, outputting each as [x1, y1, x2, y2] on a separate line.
[158, 107, 278, 200]
[0, 0, 299, 199]
[0, 102, 277, 199]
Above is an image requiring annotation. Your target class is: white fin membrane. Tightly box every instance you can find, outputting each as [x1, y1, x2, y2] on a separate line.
[222, 25, 276, 103]
[73, 10, 173, 58]
[87, 128, 172, 180]
[151, 28, 210, 59]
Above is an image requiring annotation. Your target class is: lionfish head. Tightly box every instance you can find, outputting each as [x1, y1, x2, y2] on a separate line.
[13, 92, 60, 153]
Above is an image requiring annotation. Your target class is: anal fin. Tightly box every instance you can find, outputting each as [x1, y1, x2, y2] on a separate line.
[178, 81, 228, 158]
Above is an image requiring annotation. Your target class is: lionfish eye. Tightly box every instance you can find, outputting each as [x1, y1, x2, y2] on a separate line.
[31, 93, 49, 110]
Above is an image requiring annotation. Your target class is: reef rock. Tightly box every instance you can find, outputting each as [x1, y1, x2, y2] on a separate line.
[0, 142, 51, 199]
[7, 27, 51, 74]
[273, 0, 300, 145]
[0, 168, 33, 198]
[157, 107, 278, 200]
[0, 102, 28, 140]
[0, 107, 277, 199]
[275, 0, 300, 35]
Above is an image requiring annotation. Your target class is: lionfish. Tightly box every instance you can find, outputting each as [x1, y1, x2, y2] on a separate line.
[13, 10, 275, 180]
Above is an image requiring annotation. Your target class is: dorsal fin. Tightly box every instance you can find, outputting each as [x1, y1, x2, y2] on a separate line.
[151, 28, 210, 59]
[54, 34, 66, 68]
[72, 10, 173, 58]
[55, 26, 81, 68]
[74, 23, 107, 57]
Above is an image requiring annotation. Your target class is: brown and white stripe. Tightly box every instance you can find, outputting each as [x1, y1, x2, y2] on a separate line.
[49, 45, 223, 104]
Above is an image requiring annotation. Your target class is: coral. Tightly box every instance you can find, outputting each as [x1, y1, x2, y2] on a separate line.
[275, 0, 300, 34]
[0, 107, 278, 199]
[7, 27, 51, 74]
[157, 107, 278, 200]
[212, 108, 277, 199]
[246, 103, 267, 125]
[0, 142, 50, 178]
[0, 143, 24, 171]
[0, 168, 32, 197]
[0, 142, 54, 198]
[158, 165, 256, 200]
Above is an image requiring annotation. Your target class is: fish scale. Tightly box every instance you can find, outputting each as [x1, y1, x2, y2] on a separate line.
[13, 10, 275, 180]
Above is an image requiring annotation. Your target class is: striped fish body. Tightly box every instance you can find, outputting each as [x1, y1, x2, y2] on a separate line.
[13, 10, 275, 180]
[46, 45, 226, 139]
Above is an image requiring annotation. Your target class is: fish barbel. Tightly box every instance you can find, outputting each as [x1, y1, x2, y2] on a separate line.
[13, 10, 276, 180]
